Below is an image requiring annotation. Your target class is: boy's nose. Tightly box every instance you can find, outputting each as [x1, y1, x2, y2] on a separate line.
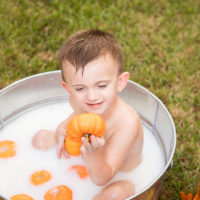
[86, 90, 98, 102]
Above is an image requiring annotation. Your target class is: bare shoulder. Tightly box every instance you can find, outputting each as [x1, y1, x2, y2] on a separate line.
[116, 98, 142, 134]
[107, 97, 143, 149]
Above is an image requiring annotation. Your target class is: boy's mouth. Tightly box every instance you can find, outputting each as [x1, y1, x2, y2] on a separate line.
[86, 102, 103, 109]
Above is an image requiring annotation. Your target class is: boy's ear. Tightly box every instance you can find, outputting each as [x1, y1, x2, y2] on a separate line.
[117, 72, 130, 92]
[61, 81, 72, 94]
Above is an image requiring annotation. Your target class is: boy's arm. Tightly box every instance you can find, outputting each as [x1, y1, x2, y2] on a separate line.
[81, 115, 142, 185]
[105, 119, 141, 173]
[80, 136, 113, 186]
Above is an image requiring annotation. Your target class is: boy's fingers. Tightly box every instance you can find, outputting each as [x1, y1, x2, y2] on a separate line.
[81, 137, 92, 152]
[91, 135, 100, 148]
[57, 139, 65, 158]
[56, 144, 61, 157]
[80, 145, 86, 154]
[56, 133, 67, 158]
[63, 150, 70, 158]
[57, 144, 70, 159]
[91, 136, 105, 147]
[97, 137, 105, 146]
[57, 145, 63, 158]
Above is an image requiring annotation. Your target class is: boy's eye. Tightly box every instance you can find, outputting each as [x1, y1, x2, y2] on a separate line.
[98, 84, 107, 88]
[75, 87, 84, 91]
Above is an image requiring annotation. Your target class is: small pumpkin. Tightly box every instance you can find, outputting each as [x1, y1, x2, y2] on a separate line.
[65, 137, 82, 156]
[10, 194, 33, 200]
[0, 140, 16, 158]
[70, 165, 88, 179]
[65, 113, 105, 156]
[31, 170, 51, 185]
[44, 185, 72, 200]
[181, 192, 200, 200]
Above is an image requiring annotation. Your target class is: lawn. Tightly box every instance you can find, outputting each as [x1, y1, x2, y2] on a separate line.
[0, 0, 199, 199]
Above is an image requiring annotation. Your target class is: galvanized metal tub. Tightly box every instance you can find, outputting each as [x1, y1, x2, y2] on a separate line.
[0, 70, 176, 200]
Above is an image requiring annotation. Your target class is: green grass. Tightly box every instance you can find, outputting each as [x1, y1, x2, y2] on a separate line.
[0, 0, 199, 199]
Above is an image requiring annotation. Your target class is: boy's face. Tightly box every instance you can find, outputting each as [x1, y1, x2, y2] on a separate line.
[62, 54, 128, 116]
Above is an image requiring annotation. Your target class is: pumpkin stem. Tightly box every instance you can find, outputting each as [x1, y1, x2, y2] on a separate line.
[84, 133, 90, 141]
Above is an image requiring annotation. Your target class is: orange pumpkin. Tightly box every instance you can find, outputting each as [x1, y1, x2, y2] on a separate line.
[65, 113, 105, 156]
[31, 170, 51, 185]
[10, 194, 33, 200]
[0, 140, 16, 158]
[65, 137, 82, 156]
[70, 165, 88, 179]
[181, 192, 200, 200]
[44, 185, 72, 200]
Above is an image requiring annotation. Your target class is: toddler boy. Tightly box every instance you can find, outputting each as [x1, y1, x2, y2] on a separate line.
[32, 29, 143, 200]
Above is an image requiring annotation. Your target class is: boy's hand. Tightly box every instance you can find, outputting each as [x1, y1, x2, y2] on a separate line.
[56, 132, 70, 159]
[80, 135, 112, 185]
[55, 113, 76, 159]
[80, 135, 105, 154]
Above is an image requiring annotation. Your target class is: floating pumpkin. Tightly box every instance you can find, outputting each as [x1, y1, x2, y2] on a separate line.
[44, 185, 72, 200]
[70, 165, 88, 179]
[31, 170, 51, 185]
[10, 194, 33, 200]
[0, 140, 16, 158]
[65, 113, 106, 156]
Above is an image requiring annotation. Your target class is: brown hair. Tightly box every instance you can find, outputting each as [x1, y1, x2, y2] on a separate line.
[57, 29, 123, 81]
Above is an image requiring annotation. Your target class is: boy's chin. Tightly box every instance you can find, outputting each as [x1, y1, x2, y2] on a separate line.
[82, 108, 105, 116]
[86, 110, 103, 115]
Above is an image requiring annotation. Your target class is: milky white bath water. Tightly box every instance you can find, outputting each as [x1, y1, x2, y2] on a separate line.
[0, 102, 164, 199]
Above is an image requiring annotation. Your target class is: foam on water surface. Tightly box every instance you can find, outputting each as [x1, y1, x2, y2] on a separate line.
[0, 102, 165, 199]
